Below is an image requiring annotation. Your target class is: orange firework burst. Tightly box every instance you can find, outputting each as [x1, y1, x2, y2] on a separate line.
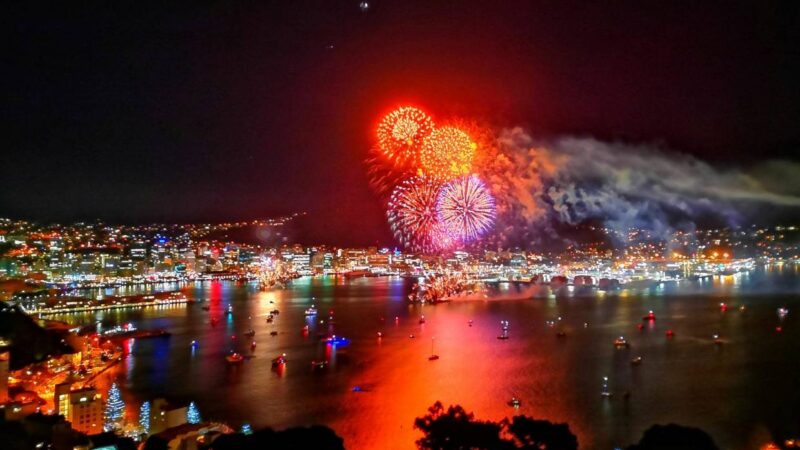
[376, 106, 435, 169]
[419, 126, 476, 181]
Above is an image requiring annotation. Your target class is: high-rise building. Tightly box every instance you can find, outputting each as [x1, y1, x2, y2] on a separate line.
[55, 383, 104, 435]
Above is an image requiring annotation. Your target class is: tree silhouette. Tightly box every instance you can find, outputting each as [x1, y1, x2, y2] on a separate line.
[626, 424, 719, 450]
[504, 415, 578, 450]
[414, 403, 579, 450]
[414, 402, 512, 450]
[208, 425, 344, 450]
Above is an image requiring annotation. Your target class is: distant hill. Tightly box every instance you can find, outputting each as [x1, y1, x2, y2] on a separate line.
[0, 302, 76, 370]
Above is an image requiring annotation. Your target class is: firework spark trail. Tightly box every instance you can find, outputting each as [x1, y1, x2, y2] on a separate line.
[437, 175, 496, 242]
[419, 126, 476, 181]
[376, 107, 434, 169]
[387, 176, 446, 253]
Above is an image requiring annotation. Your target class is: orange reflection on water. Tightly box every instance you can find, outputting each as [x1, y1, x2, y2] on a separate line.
[328, 307, 585, 449]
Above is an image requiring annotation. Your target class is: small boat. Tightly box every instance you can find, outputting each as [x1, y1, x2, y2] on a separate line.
[719, 302, 728, 312]
[419, 315, 426, 324]
[250, 341, 257, 350]
[643, 311, 656, 321]
[409, 334, 415, 339]
[227, 305, 234, 315]
[305, 305, 318, 316]
[201, 306, 210, 311]
[270, 331, 278, 336]
[310, 360, 327, 370]
[556, 331, 567, 338]
[428, 338, 439, 361]
[614, 336, 629, 348]
[272, 353, 287, 366]
[468, 320, 473, 327]
[600, 376, 612, 397]
[266, 315, 274, 323]
[498, 320, 510, 340]
[713, 334, 724, 345]
[226, 352, 244, 364]
[190, 340, 199, 349]
[507, 397, 521, 408]
[631, 356, 643, 366]
[665, 329, 675, 338]
[778, 307, 789, 319]
[637, 324, 644, 331]
[376, 332, 383, 338]
[352, 386, 364, 393]
[270, 309, 280, 315]
[244, 329, 255, 337]
[324, 335, 350, 346]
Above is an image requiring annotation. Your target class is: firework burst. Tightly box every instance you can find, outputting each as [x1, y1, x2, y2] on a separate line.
[376, 107, 435, 169]
[419, 126, 476, 181]
[387, 176, 448, 252]
[437, 175, 496, 242]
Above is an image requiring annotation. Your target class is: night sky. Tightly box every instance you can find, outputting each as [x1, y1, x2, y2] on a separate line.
[3, 2, 799, 245]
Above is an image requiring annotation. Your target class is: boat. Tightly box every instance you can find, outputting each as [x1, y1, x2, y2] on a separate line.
[507, 397, 521, 408]
[419, 315, 426, 324]
[614, 336, 629, 348]
[272, 353, 287, 366]
[376, 332, 383, 338]
[631, 356, 643, 366]
[270, 331, 278, 336]
[497, 320, 510, 340]
[556, 331, 567, 338]
[467, 320, 473, 327]
[226, 352, 245, 364]
[266, 314, 274, 323]
[600, 376, 612, 397]
[778, 307, 789, 319]
[190, 340, 199, 349]
[713, 334, 724, 345]
[201, 306, 210, 311]
[227, 305, 233, 315]
[244, 329, 255, 337]
[324, 335, 350, 346]
[305, 305, 318, 316]
[719, 302, 728, 312]
[643, 311, 656, 321]
[665, 329, 675, 338]
[270, 309, 280, 315]
[310, 360, 327, 370]
[428, 338, 439, 361]
[250, 341, 257, 350]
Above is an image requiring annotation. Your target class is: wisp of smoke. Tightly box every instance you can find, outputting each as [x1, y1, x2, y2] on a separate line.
[486, 127, 800, 246]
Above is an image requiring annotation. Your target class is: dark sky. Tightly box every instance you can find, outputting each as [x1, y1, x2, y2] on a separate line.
[3, 1, 799, 245]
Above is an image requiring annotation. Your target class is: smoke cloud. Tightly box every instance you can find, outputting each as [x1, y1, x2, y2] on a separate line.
[487, 127, 800, 247]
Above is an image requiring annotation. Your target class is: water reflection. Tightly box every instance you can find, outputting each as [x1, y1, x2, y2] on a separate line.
[50, 268, 800, 449]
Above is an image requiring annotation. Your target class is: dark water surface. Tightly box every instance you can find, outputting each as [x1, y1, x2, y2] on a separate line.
[56, 267, 800, 449]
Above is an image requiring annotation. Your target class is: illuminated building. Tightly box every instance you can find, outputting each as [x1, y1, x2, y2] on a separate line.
[55, 383, 104, 435]
[0, 348, 9, 403]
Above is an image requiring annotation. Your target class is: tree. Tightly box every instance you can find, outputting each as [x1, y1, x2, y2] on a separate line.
[187, 401, 201, 424]
[504, 415, 578, 450]
[626, 424, 719, 450]
[104, 383, 125, 432]
[414, 403, 579, 450]
[139, 401, 151, 435]
[414, 402, 512, 450]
